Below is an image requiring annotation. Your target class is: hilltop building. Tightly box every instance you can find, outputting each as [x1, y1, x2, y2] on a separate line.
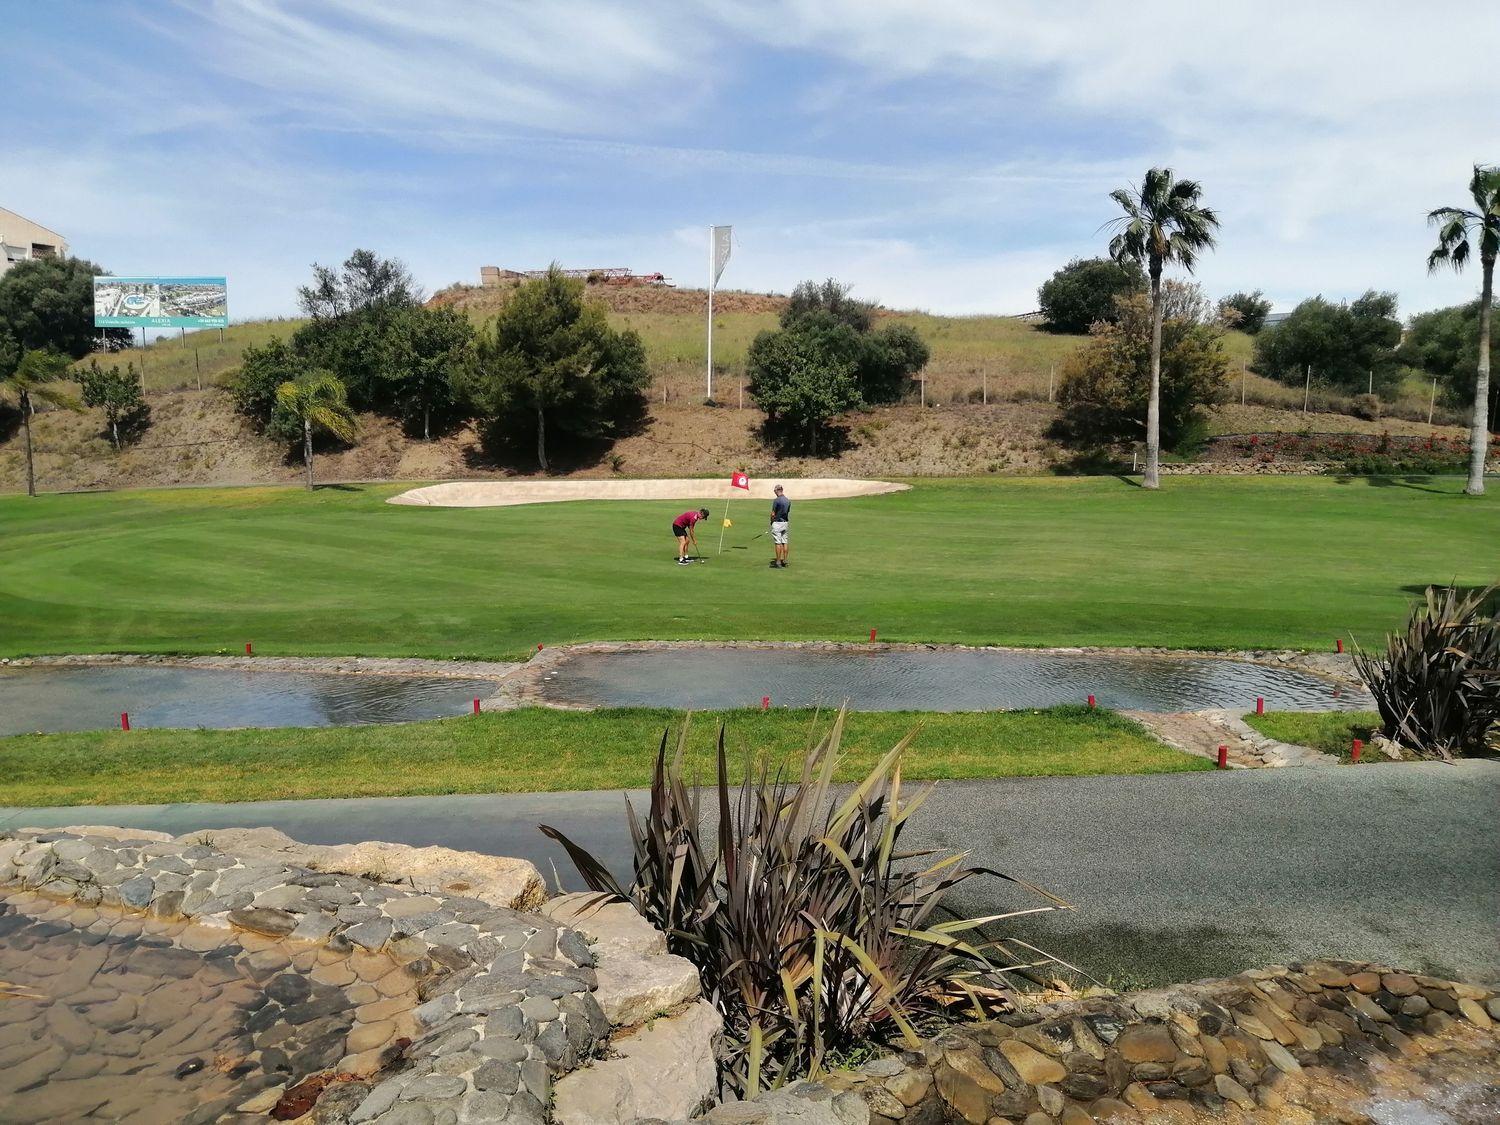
[0, 206, 68, 277]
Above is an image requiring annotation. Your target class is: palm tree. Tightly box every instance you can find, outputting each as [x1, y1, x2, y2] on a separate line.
[274, 371, 358, 490]
[1, 349, 80, 496]
[1104, 168, 1220, 489]
[1428, 163, 1499, 497]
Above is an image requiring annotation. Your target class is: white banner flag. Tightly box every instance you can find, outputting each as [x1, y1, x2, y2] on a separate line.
[711, 225, 732, 288]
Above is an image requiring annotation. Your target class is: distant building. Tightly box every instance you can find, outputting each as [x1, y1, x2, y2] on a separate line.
[0, 206, 68, 277]
[1262, 311, 1292, 328]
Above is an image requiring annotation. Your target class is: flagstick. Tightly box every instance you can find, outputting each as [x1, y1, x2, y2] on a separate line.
[718, 495, 730, 555]
[706, 227, 714, 403]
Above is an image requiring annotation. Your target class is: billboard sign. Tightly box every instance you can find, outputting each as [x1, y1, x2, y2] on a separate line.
[94, 276, 228, 328]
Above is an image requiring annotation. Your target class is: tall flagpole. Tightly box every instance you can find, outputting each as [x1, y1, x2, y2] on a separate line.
[706, 226, 714, 402]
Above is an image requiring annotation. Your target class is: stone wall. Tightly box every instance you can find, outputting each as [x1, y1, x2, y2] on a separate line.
[723, 961, 1499, 1125]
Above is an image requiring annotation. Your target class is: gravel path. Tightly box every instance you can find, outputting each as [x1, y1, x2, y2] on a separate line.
[6, 762, 1495, 988]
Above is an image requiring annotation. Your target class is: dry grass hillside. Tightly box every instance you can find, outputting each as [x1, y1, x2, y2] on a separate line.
[2, 279, 1474, 494]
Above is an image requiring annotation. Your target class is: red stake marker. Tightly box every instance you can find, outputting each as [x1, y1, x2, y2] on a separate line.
[869, 628, 877, 642]
[1087, 694, 1096, 709]
[1351, 738, 1363, 763]
[245, 642, 253, 655]
[120, 712, 130, 732]
[473, 698, 481, 715]
[1256, 696, 1265, 715]
[537, 643, 544, 651]
[761, 695, 770, 711]
[1217, 744, 1228, 769]
[1336, 638, 1343, 654]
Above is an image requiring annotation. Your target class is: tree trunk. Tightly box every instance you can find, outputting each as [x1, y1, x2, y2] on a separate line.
[304, 418, 314, 491]
[423, 404, 430, 442]
[111, 417, 120, 451]
[1143, 263, 1164, 490]
[536, 404, 548, 472]
[1466, 253, 1493, 497]
[21, 390, 35, 497]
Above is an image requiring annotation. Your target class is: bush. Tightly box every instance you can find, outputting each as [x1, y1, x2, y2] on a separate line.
[230, 337, 305, 441]
[470, 267, 648, 471]
[1351, 392, 1382, 420]
[1036, 258, 1144, 334]
[1254, 292, 1403, 397]
[1397, 300, 1496, 410]
[1052, 292, 1229, 451]
[747, 325, 861, 454]
[770, 280, 928, 405]
[1216, 290, 1272, 334]
[78, 360, 149, 449]
[1353, 584, 1499, 759]
[541, 712, 1068, 1095]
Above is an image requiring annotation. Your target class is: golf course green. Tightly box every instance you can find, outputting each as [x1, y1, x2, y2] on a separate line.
[1, 475, 1494, 659]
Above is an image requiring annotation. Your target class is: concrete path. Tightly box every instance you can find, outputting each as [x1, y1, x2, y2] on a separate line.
[5, 762, 1496, 988]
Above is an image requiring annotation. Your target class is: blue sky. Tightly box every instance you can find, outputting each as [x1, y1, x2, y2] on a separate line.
[4, 1, 1496, 321]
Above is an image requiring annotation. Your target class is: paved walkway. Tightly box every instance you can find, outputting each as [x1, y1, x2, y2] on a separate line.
[5, 762, 1496, 988]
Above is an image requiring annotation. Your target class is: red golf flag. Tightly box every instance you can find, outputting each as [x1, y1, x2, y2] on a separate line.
[730, 471, 750, 491]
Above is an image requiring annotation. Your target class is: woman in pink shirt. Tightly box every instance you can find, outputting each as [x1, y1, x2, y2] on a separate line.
[671, 508, 709, 564]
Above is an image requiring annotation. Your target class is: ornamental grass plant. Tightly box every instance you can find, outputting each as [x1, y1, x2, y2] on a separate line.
[542, 710, 1074, 1095]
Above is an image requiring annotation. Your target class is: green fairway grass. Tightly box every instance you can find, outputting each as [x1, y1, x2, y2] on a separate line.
[0, 476, 1493, 658]
[0, 705, 1204, 807]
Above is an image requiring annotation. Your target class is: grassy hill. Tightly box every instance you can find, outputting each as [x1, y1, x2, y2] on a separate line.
[7, 280, 1470, 494]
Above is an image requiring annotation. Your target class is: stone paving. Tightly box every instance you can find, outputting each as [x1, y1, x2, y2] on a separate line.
[0, 888, 402, 1123]
[1, 826, 610, 1124]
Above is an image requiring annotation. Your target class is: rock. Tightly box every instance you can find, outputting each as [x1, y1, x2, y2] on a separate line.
[1058, 1109, 1093, 1125]
[345, 917, 395, 952]
[236, 1084, 287, 1113]
[1198, 1035, 1228, 1075]
[1381, 973, 1418, 997]
[1035, 1085, 1063, 1115]
[1121, 1082, 1159, 1111]
[551, 1000, 721, 1125]
[1059, 1072, 1109, 1101]
[699, 1082, 870, 1125]
[227, 906, 298, 937]
[1088, 1097, 1135, 1122]
[1348, 971, 1382, 994]
[1213, 1074, 1254, 1110]
[1458, 998, 1494, 1029]
[885, 1069, 932, 1108]
[1487, 998, 1500, 1021]
[179, 826, 547, 911]
[592, 948, 701, 1028]
[934, 1060, 994, 1124]
[1348, 993, 1392, 1023]
[541, 893, 661, 956]
[1113, 1025, 1177, 1064]
[997, 1040, 1066, 1085]
[1257, 1040, 1302, 1075]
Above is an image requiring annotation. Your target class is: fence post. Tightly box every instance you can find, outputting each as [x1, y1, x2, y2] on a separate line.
[982, 370, 987, 405]
[1241, 362, 1247, 405]
[1048, 365, 1055, 403]
[1428, 378, 1437, 426]
[1303, 365, 1311, 414]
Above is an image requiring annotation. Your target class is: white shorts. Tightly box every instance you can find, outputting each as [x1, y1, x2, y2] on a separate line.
[770, 520, 789, 545]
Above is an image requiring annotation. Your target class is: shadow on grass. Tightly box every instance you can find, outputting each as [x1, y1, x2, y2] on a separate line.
[1329, 473, 1455, 494]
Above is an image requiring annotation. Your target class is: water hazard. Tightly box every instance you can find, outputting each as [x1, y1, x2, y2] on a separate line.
[0, 665, 501, 736]
[532, 647, 1372, 713]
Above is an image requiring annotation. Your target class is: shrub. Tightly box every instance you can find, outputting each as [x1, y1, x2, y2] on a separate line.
[1052, 292, 1229, 451]
[230, 337, 305, 441]
[1351, 392, 1382, 420]
[78, 359, 149, 449]
[541, 713, 1070, 1095]
[1353, 584, 1499, 760]
[470, 267, 648, 471]
[1253, 292, 1403, 397]
[1216, 290, 1272, 334]
[1036, 258, 1144, 334]
[747, 325, 861, 454]
[767, 281, 928, 406]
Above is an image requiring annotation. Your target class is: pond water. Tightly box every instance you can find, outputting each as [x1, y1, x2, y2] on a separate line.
[532, 648, 1372, 713]
[0, 890, 415, 1123]
[0, 665, 501, 736]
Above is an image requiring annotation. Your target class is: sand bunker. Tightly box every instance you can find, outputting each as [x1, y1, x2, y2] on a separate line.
[387, 478, 910, 507]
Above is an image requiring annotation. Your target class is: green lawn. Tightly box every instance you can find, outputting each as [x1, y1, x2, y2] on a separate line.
[1244, 710, 1384, 762]
[0, 476, 1494, 658]
[0, 705, 1203, 807]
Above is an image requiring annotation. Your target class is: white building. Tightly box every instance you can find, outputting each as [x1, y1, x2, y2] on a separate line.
[0, 206, 68, 276]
